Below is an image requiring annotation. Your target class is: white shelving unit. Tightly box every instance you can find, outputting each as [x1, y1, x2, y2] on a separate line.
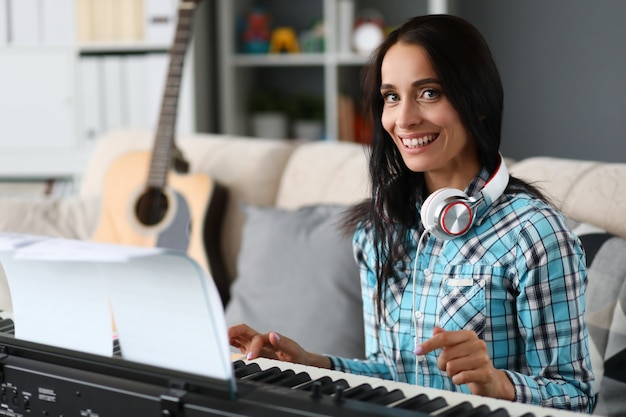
[0, 0, 203, 190]
[217, 0, 447, 141]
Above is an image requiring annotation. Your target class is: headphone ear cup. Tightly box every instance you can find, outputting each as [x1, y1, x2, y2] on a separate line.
[421, 188, 470, 240]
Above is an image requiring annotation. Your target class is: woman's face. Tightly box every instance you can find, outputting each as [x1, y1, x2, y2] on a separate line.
[380, 42, 479, 190]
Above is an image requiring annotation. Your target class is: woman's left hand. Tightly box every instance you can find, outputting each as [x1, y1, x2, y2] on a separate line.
[416, 327, 515, 400]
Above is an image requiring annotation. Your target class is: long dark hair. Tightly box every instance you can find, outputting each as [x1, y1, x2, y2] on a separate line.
[345, 15, 546, 321]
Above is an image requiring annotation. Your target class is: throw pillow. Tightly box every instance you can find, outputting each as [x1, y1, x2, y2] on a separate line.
[573, 223, 626, 416]
[225, 204, 365, 359]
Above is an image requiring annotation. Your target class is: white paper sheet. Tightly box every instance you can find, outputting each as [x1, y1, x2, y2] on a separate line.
[0, 233, 46, 251]
[0, 254, 113, 356]
[103, 253, 232, 382]
[13, 237, 162, 262]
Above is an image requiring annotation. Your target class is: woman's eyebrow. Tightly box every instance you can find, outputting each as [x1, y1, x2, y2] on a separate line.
[380, 78, 441, 90]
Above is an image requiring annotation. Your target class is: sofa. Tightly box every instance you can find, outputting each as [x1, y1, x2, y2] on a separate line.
[0, 129, 625, 416]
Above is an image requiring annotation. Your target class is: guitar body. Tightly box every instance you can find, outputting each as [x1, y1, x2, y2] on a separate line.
[92, 151, 229, 303]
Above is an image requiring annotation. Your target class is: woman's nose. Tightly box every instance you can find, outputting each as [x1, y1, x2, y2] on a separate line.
[396, 100, 422, 129]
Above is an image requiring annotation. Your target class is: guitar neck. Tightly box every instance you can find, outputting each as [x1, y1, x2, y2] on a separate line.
[148, 1, 200, 188]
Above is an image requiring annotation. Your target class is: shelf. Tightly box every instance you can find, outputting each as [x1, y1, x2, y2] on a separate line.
[217, 0, 439, 141]
[0, 0, 208, 184]
[78, 42, 172, 54]
[333, 53, 370, 66]
[0, 149, 89, 180]
[233, 53, 326, 67]
[232, 52, 370, 67]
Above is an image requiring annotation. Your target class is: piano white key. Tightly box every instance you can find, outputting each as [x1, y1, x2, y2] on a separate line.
[236, 356, 587, 417]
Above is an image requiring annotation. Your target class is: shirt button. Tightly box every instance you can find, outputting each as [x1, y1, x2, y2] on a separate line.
[414, 311, 423, 319]
[424, 268, 432, 276]
[416, 355, 425, 362]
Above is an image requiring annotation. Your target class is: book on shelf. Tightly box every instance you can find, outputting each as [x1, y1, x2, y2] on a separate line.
[5, 0, 73, 45]
[77, 56, 104, 148]
[338, 94, 356, 142]
[75, 0, 92, 42]
[338, 93, 372, 144]
[76, 0, 144, 43]
[119, 0, 145, 41]
[0, 0, 8, 45]
[40, 0, 74, 45]
[124, 55, 151, 129]
[91, 0, 116, 42]
[102, 56, 126, 131]
[9, 0, 39, 44]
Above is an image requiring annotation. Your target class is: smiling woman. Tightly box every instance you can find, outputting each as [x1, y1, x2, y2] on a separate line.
[379, 43, 479, 189]
[227, 15, 596, 414]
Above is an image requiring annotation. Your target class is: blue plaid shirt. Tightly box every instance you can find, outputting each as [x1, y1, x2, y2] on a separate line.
[328, 168, 595, 413]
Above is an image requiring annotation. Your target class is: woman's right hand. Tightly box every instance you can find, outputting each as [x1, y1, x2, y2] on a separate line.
[228, 323, 332, 369]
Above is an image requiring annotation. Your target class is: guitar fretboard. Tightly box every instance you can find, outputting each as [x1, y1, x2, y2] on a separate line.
[148, 2, 198, 189]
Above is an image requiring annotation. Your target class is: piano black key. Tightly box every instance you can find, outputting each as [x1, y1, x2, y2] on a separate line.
[487, 407, 511, 417]
[297, 376, 350, 396]
[258, 368, 297, 384]
[244, 366, 282, 382]
[394, 393, 448, 413]
[297, 376, 334, 392]
[320, 378, 350, 395]
[345, 385, 403, 405]
[0, 316, 15, 335]
[273, 371, 312, 388]
[343, 383, 375, 399]
[437, 401, 475, 416]
[394, 393, 431, 409]
[464, 404, 493, 417]
[366, 388, 406, 405]
[415, 396, 448, 413]
[234, 362, 262, 378]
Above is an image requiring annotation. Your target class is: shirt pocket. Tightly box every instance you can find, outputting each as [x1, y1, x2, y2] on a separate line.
[379, 257, 413, 328]
[436, 264, 492, 336]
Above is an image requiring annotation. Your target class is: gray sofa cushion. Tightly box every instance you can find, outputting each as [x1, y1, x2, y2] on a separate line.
[574, 224, 626, 416]
[225, 204, 364, 359]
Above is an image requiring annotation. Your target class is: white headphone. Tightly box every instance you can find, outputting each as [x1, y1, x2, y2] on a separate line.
[420, 154, 509, 240]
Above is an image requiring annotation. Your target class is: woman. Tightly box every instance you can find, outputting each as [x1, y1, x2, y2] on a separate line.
[229, 15, 595, 412]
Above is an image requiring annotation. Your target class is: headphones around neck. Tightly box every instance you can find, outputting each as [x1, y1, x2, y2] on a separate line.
[420, 154, 509, 240]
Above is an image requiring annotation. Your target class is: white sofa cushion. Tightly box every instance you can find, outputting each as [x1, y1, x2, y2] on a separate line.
[275, 141, 370, 210]
[509, 157, 626, 240]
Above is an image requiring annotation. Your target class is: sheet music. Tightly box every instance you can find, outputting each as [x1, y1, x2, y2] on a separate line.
[0, 232, 233, 387]
[0, 255, 114, 356]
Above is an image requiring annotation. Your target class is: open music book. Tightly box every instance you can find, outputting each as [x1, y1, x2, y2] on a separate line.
[0, 232, 234, 392]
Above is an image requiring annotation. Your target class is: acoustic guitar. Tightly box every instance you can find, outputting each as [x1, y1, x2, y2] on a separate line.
[92, 0, 230, 305]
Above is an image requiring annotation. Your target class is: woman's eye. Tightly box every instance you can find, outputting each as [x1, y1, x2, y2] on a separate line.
[382, 92, 399, 103]
[420, 88, 440, 100]
[383, 93, 398, 103]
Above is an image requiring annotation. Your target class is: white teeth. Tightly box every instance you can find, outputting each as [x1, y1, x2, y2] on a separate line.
[401, 135, 436, 148]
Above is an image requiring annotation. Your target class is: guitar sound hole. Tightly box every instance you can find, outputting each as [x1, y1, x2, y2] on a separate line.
[135, 187, 169, 226]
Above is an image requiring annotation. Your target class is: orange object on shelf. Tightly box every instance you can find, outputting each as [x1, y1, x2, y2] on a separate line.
[269, 27, 300, 53]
